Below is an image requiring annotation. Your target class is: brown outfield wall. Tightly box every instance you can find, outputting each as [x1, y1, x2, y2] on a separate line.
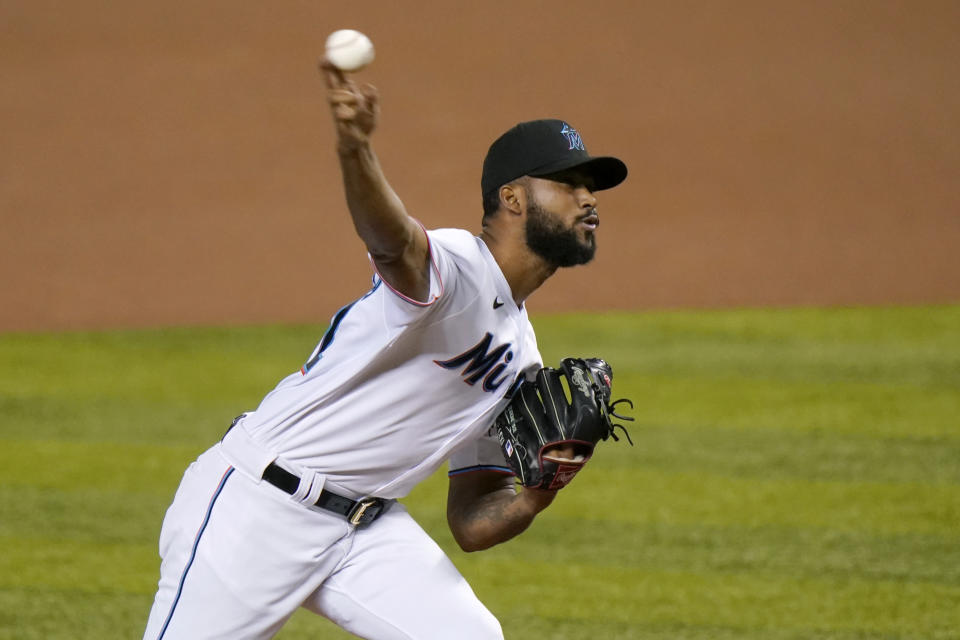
[2, 0, 958, 331]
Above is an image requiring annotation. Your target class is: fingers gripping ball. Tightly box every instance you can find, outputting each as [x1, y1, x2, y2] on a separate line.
[494, 358, 635, 490]
[325, 29, 375, 72]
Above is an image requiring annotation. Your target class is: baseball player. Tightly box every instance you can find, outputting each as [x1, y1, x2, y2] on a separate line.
[142, 60, 627, 639]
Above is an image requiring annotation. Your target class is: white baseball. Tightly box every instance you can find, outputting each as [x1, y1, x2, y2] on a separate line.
[325, 29, 375, 72]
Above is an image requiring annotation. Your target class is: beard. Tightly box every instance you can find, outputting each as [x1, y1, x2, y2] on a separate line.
[524, 198, 597, 267]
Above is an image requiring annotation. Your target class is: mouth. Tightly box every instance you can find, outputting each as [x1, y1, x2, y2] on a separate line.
[578, 210, 600, 231]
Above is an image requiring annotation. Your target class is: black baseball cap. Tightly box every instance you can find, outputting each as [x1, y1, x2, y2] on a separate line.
[481, 119, 628, 197]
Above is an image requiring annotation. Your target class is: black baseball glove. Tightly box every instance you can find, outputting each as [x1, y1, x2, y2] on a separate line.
[494, 357, 634, 490]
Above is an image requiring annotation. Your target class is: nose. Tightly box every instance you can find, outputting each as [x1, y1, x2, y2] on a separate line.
[576, 185, 597, 209]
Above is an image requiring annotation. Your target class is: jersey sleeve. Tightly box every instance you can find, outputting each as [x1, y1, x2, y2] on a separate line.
[372, 227, 481, 325]
[369, 221, 445, 308]
[448, 427, 513, 477]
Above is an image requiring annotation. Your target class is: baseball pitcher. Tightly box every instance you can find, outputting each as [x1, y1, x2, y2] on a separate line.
[142, 57, 631, 639]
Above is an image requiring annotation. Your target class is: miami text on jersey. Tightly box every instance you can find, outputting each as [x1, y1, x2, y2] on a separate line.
[434, 332, 515, 392]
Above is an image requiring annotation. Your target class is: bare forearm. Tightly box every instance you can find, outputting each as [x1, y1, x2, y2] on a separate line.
[448, 484, 557, 552]
[337, 143, 411, 261]
[321, 61, 429, 300]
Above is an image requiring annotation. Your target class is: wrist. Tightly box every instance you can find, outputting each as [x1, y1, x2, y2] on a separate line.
[519, 486, 559, 512]
[337, 136, 373, 156]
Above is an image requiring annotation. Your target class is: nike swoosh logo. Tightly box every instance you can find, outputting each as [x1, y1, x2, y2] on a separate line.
[493, 297, 505, 309]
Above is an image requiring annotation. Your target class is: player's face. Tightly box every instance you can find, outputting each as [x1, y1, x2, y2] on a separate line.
[523, 169, 599, 267]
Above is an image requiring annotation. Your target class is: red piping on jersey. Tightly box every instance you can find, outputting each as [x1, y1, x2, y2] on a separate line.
[369, 220, 443, 307]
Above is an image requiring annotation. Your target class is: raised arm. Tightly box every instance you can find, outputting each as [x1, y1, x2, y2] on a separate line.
[446, 470, 558, 552]
[320, 60, 431, 302]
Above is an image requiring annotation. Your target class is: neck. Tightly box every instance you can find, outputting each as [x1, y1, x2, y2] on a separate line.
[480, 229, 556, 307]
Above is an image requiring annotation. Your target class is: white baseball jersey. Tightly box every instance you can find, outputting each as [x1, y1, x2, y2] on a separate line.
[144, 227, 541, 640]
[234, 227, 542, 498]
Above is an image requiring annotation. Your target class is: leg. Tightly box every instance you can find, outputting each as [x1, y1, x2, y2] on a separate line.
[143, 448, 352, 639]
[305, 503, 503, 640]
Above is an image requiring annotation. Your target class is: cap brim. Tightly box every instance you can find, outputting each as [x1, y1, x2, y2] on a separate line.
[529, 155, 628, 191]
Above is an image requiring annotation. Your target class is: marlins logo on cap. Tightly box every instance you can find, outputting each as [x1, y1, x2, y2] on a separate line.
[480, 118, 627, 197]
[560, 123, 585, 151]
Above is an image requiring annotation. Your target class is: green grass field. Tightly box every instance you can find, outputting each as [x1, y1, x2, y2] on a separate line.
[1, 305, 958, 639]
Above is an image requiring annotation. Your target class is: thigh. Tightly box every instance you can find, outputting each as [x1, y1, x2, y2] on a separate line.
[305, 504, 503, 640]
[143, 449, 352, 640]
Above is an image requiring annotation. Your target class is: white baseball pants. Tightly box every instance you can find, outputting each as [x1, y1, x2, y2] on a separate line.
[142, 445, 503, 639]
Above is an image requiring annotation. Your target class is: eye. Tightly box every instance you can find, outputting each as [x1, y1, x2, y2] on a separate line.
[544, 171, 594, 191]
[556, 174, 581, 188]
[565, 173, 595, 191]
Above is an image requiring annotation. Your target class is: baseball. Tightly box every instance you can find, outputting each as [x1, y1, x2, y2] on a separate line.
[325, 29, 375, 72]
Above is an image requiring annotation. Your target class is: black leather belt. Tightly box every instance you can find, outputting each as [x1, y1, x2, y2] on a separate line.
[261, 462, 388, 526]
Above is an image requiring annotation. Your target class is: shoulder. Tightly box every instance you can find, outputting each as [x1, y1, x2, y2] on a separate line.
[425, 228, 490, 279]
[427, 228, 482, 258]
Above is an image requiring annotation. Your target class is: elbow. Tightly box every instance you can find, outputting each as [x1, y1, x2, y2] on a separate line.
[454, 534, 496, 553]
[455, 538, 482, 553]
[450, 524, 484, 553]
[448, 517, 497, 553]
[358, 215, 418, 264]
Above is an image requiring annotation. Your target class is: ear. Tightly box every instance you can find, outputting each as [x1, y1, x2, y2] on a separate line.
[499, 182, 526, 215]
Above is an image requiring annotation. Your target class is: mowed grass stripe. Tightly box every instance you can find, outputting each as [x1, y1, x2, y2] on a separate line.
[0, 395, 239, 444]
[560, 467, 959, 535]
[0, 486, 171, 544]
[0, 324, 319, 447]
[0, 325, 318, 399]
[0, 439, 200, 493]
[619, 372, 960, 439]
[403, 463, 960, 584]
[602, 423, 960, 484]
[459, 557, 960, 637]
[0, 537, 156, 595]
[536, 305, 960, 350]
[488, 516, 960, 585]
[0, 589, 152, 640]
[538, 306, 960, 392]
